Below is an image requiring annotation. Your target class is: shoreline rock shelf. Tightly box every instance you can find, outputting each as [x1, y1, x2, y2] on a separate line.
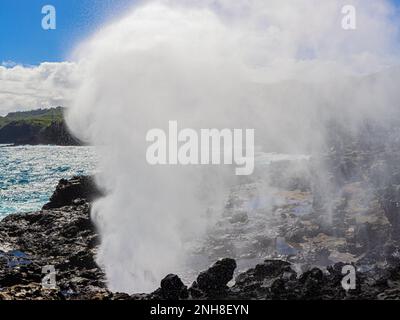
[0, 175, 400, 300]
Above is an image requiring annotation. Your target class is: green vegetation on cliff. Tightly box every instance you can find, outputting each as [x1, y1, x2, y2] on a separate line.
[0, 107, 64, 129]
[0, 107, 80, 145]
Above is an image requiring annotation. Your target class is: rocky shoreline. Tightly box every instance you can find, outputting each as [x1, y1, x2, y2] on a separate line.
[1, 172, 400, 300]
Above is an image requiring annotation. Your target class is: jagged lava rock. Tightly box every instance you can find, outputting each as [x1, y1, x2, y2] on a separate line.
[43, 176, 101, 209]
[0, 176, 109, 300]
[190, 258, 236, 298]
[153, 274, 189, 300]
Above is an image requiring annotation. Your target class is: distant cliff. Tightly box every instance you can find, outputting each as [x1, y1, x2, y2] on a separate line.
[0, 107, 81, 146]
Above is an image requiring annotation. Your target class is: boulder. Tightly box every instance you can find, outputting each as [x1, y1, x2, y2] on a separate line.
[190, 258, 236, 297]
[157, 274, 188, 300]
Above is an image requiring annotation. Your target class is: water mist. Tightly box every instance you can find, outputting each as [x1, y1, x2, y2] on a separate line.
[66, 0, 400, 292]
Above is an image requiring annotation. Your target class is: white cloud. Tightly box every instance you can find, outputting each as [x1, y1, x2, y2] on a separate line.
[0, 62, 78, 116]
[1, 61, 17, 68]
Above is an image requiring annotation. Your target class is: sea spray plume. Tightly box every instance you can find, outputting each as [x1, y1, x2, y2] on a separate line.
[66, 0, 400, 292]
[67, 3, 243, 293]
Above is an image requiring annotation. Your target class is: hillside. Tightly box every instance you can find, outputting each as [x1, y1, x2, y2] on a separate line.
[0, 107, 81, 146]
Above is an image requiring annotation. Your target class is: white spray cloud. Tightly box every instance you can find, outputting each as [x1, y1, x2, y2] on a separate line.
[0, 62, 78, 116]
[66, 0, 400, 292]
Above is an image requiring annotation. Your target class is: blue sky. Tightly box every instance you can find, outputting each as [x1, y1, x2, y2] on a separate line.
[0, 0, 136, 65]
[0, 0, 400, 66]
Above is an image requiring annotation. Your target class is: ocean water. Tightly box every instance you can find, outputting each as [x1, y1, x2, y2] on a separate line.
[0, 145, 97, 219]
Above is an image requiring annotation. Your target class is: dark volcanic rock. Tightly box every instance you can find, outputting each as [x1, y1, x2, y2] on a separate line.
[0, 176, 109, 300]
[189, 258, 236, 298]
[155, 274, 188, 300]
[0, 202, 107, 300]
[230, 260, 297, 299]
[43, 176, 101, 210]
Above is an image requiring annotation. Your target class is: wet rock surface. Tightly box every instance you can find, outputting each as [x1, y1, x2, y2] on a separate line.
[0, 176, 114, 300]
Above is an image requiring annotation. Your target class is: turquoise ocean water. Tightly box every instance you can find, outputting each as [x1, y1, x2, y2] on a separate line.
[0, 145, 97, 219]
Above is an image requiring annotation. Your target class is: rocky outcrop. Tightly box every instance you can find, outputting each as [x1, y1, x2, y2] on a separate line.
[0, 205, 108, 300]
[43, 176, 101, 210]
[189, 258, 236, 299]
[153, 274, 189, 300]
[0, 177, 107, 300]
[151, 257, 400, 300]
